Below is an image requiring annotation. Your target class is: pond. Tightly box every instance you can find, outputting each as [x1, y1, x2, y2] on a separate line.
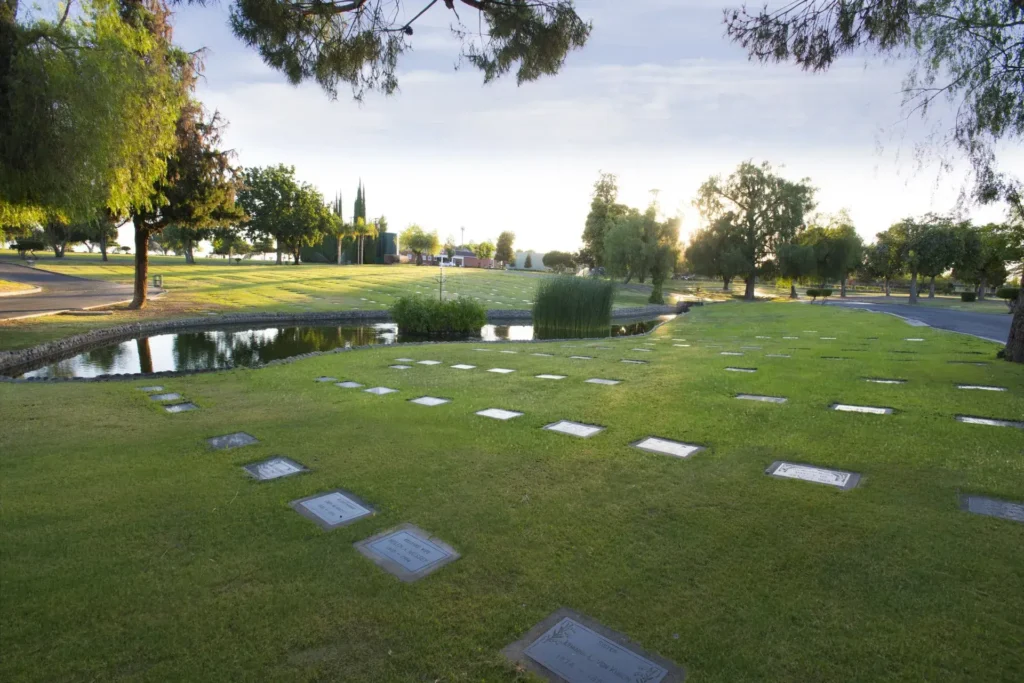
[15, 318, 667, 379]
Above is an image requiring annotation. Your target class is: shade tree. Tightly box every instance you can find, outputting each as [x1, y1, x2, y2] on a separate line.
[580, 172, 628, 268]
[400, 224, 440, 265]
[495, 231, 515, 265]
[694, 161, 816, 300]
[474, 241, 495, 260]
[684, 216, 748, 291]
[776, 242, 816, 298]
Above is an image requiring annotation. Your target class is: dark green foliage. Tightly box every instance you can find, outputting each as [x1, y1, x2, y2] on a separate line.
[806, 287, 833, 302]
[581, 172, 627, 267]
[229, 0, 590, 100]
[390, 295, 486, 338]
[13, 236, 44, 257]
[524, 253, 533, 269]
[961, 291, 977, 302]
[542, 250, 577, 273]
[495, 231, 515, 264]
[996, 287, 1019, 302]
[532, 276, 614, 339]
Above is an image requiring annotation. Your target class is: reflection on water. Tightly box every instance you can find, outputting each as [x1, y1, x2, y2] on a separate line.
[19, 318, 666, 378]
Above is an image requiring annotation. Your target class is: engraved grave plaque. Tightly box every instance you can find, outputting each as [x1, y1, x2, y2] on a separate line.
[502, 609, 684, 683]
[766, 461, 860, 490]
[165, 402, 198, 413]
[354, 523, 460, 582]
[451, 364, 476, 370]
[832, 404, 893, 415]
[543, 420, 604, 438]
[364, 387, 398, 395]
[207, 432, 259, 450]
[488, 368, 515, 374]
[632, 436, 703, 459]
[244, 456, 307, 481]
[410, 396, 450, 406]
[291, 490, 374, 530]
[736, 394, 787, 404]
[585, 378, 620, 385]
[959, 495, 1024, 523]
[336, 381, 363, 388]
[150, 392, 182, 402]
[476, 408, 523, 420]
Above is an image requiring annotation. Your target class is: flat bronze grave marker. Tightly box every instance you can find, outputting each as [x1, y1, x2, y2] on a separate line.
[354, 523, 459, 582]
[208, 432, 258, 450]
[244, 456, 307, 481]
[765, 461, 860, 490]
[959, 495, 1024, 523]
[502, 608, 684, 683]
[290, 490, 374, 530]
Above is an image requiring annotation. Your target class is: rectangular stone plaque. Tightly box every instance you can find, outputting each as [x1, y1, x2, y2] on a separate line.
[820, 336, 837, 340]
[632, 436, 703, 459]
[765, 354, 791, 358]
[736, 394, 787, 404]
[955, 415, 1024, 428]
[451, 364, 476, 370]
[417, 360, 442, 365]
[395, 357, 414, 362]
[410, 396, 450, 407]
[473, 348, 493, 352]
[673, 344, 691, 348]
[138, 385, 163, 392]
[336, 381, 363, 388]
[244, 456, 307, 481]
[832, 404, 893, 415]
[488, 368, 515, 374]
[500, 350, 519, 354]
[904, 338, 925, 342]
[476, 408, 523, 420]
[165, 402, 198, 413]
[365, 387, 398, 395]
[620, 359, 647, 364]
[503, 609, 684, 683]
[207, 432, 259, 450]
[585, 378, 621, 385]
[756, 335, 771, 339]
[720, 351, 744, 356]
[864, 378, 906, 384]
[724, 367, 756, 373]
[536, 374, 567, 380]
[766, 461, 860, 490]
[783, 336, 799, 339]
[314, 376, 337, 382]
[544, 420, 604, 438]
[631, 348, 652, 352]
[150, 392, 182, 402]
[531, 353, 554, 357]
[290, 490, 374, 530]
[568, 356, 593, 360]
[956, 385, 1007, 392]
[390, 365, 412, 370]
[354, 523, 460, 582]
[959, 495, 1024, 524]
[821, 356, 849, 360]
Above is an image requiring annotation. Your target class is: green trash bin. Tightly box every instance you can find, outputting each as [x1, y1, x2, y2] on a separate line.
[152, 274, 163, 288]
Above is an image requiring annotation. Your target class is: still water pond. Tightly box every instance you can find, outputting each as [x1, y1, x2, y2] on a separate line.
[18, 319, 664, 378]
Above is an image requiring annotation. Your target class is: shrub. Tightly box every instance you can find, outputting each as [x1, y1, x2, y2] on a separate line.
[996, 287, 1019, 301]
[524, 253, 533, 269]
[806, 288, 820, 301]
[13, 237, 44, 258]
[390, 295, 486, 338]
[532, 275, 614, 339]
[961, 291, 977, 302]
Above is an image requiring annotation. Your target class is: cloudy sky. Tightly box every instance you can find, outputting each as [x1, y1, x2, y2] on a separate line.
[168, 0, 1017, 252]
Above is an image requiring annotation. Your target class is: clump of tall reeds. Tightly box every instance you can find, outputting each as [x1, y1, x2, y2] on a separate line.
[532, 276, 614, 339]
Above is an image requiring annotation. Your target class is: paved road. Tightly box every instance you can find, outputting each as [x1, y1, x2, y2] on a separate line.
[0, 260, 157, 320]
[825, 297, 1011, 344]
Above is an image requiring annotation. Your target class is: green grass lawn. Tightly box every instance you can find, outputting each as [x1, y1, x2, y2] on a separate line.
[0, 278, 35, 294]
[0, 252, 682, 351]
[2, 303, 1022, 682]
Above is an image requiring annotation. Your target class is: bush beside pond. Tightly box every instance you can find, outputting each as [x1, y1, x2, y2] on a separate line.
[390, 295, 486, 338]
[532, 276, 614, 339]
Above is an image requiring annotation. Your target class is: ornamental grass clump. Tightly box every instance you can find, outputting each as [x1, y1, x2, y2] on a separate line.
[532, 276, 614, 339]
[391, 295, 486, 338]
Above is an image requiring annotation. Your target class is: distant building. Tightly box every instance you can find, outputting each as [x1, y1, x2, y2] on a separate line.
[416, 247, 495, 268]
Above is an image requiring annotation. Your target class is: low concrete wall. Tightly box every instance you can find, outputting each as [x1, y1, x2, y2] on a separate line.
[0, 305, 678, 377]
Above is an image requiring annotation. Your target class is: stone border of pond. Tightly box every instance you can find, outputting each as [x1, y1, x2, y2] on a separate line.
[1, 305, 681, 382]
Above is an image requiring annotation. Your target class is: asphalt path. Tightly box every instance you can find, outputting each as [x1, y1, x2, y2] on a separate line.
[825, 296, 1010, 344]
[0, 260, 158, 320]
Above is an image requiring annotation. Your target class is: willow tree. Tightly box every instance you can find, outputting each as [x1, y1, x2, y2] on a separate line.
[230, 0, 591, 99]
[694, 162, 816, 300]
[1, 0, 183, 224]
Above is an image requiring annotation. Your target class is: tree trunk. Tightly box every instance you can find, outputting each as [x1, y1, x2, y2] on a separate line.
[884, 277, 890, 296]
[99, 231, 109, 261]
[136, 337, 154, 374]
[928, 276, 936, 298]
[722, 277, 731, 291]
[292, 246, 301, 265]
[1006, 289, 1024, 363]
[840, 277, 847, 297]
[790, 282, 797, 298]
[908, 271, 919, 303]
[744, 275, 755, 301]
[129, 224, 149, 309]
[184, 238, 195, 264]
[276, 237, 282, 265]
[336, 236, 342, 265]
[977, 276, 987, 301]
[415, 252, 423, 266]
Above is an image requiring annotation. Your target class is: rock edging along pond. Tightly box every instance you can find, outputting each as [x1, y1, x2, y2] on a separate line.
[0, 305, 678, 377]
